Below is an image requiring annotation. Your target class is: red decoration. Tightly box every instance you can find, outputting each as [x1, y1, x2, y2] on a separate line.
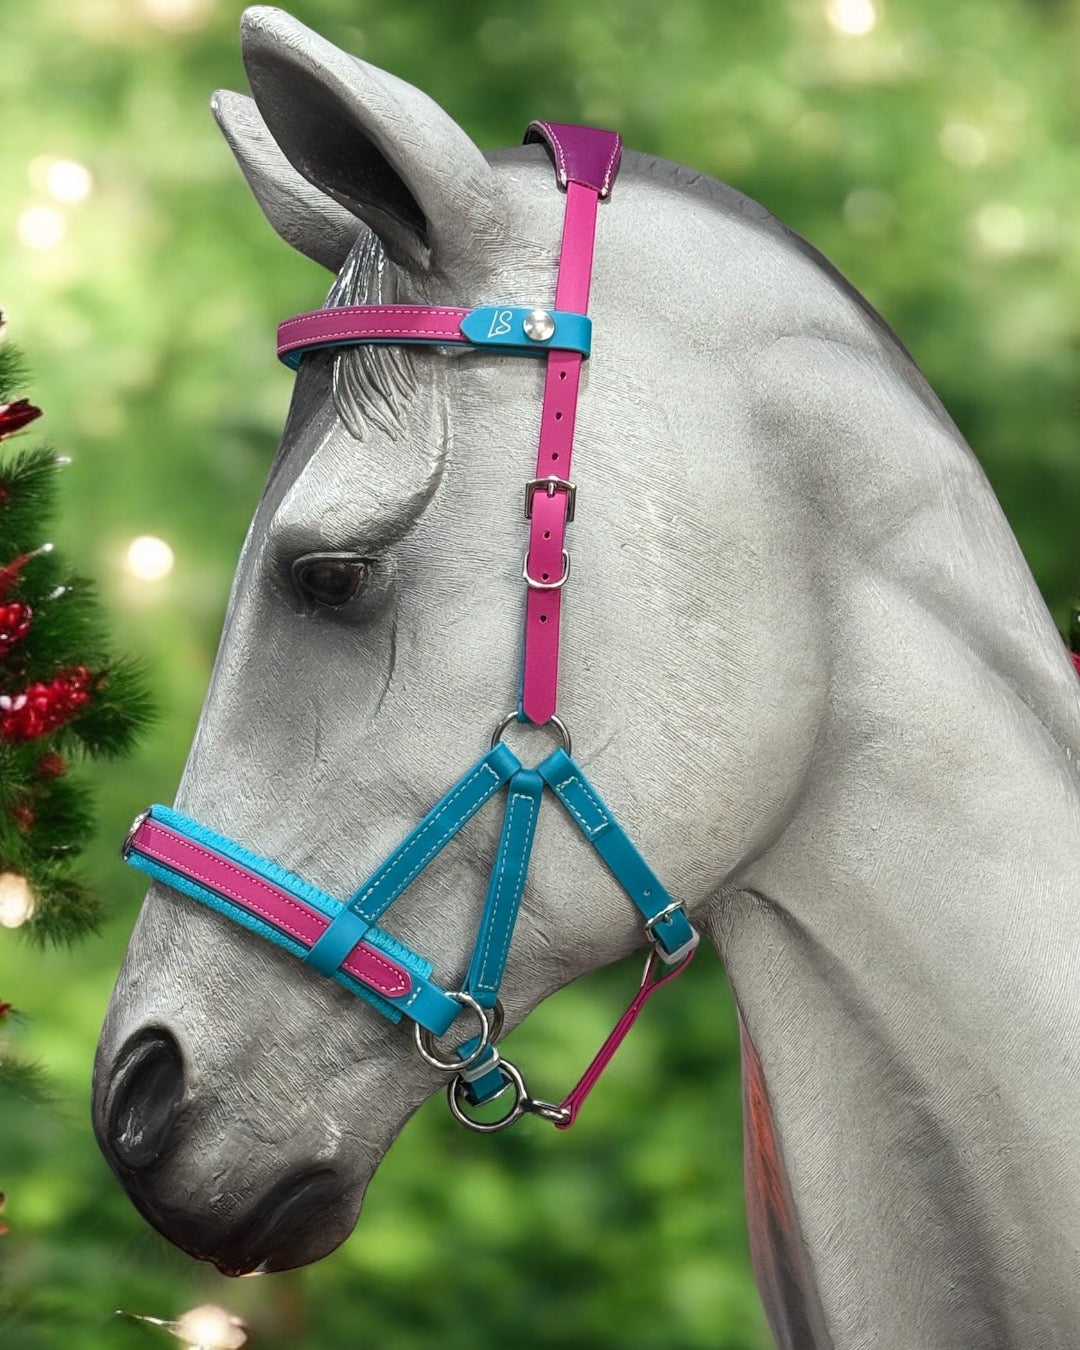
[0, 665, 94, 742]
[0, 547, 50, 600]
[35, 751, 66, 777]
[0, 600, 32, 652]
[11, 802, 35, 832]
[0, 1002, 11, 1020]
[1072, 652, 1080, 676]
[0, 399, 42, 440]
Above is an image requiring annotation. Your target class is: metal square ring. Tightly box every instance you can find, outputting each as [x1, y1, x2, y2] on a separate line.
[522, 549, 571, 590]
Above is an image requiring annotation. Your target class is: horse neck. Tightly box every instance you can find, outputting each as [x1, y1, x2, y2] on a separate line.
[707, 328, 1080, 1346]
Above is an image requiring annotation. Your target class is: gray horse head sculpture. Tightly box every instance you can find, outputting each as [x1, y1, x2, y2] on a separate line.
[93, 8, 1080, 1347]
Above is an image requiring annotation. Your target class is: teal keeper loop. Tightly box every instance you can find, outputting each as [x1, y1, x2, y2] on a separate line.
[456, 1042, 506, 1105]
[459, 306, 592, 356]
[304, 906, 371, 976]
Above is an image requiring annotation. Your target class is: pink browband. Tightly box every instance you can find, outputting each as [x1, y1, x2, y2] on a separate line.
[277, 306, 471, 362]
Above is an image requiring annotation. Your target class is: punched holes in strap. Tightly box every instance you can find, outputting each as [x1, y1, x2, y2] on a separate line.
[518, 123, 623, 725]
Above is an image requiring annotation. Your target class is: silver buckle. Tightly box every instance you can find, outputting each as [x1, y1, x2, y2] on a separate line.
[524, 476, 576, 522]
[522, 549, 571, 591]
[643, 901, 700, 965]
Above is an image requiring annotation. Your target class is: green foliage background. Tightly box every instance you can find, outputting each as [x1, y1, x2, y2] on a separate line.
[0, 1, 1077, 1347]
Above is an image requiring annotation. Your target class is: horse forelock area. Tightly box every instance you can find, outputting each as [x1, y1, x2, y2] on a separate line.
[325, 229, 419, 442]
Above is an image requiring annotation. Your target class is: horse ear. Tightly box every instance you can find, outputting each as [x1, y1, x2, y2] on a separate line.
[211, 88, 361, 273]
[238, 6, 503, 274]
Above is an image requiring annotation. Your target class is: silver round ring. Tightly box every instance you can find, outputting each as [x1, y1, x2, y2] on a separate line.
[490, 711, 572, 757]
[448, 1059, 529, 1133]
[414, 992, 491, 1073]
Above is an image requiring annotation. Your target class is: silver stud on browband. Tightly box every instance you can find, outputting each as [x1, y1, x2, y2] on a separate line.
[523, 309, 556, 342]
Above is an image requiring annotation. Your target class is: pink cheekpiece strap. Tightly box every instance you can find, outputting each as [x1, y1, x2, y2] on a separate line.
[133, 817, 411, 999]
[555, 948, 695, 1129]
[520, 123, 622, 723]
[277, 305, 471, 365]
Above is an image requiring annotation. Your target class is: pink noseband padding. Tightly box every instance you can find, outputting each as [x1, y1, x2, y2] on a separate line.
[134, 818, 411, 998]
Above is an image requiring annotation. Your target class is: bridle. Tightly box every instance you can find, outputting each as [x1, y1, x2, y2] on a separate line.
[122, 122, 699, 1133]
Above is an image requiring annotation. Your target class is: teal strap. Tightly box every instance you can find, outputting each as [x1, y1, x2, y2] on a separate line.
[303, 906, 370, 977]
[456, 1042, 505, 1105]
[466, 768, 544, 1004]
[305, 743, 521, 981]
[454, 767, 545, 1107]
[536, 749, 697, 959]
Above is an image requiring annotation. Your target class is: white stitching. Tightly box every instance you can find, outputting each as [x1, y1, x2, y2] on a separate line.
[353, 761, 502, 913]
[278, 306, 468, 331]
[476, 790, 536, 989]
[537, 121, 568, 185]
[140, 824, 408, 996]
[282, 325, 465, 343]
[601, 137, 621, 196]
[553, 773, 609, 836]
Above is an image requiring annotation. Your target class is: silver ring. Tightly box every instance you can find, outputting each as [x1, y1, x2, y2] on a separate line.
[490, 711, 572, 757]
[414, 992, 491, 1073]
[448, 1059, 530, 1133]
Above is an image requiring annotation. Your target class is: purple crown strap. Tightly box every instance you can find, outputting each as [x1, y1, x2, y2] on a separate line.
[524, 121, 623, 198]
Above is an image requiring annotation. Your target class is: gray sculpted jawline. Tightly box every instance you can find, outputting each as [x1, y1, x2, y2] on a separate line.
[91, 8, 1080, 1349]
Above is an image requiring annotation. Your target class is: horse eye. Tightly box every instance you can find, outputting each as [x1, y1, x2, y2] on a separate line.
[291, 553, 370, 608]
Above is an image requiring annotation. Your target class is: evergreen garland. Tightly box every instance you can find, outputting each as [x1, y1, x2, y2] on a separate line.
[0, 339, 152, 950]
[0, 330, 153, 1270]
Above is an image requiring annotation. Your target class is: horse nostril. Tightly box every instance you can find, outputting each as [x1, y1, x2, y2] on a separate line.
[106, 1029, 185, 1170]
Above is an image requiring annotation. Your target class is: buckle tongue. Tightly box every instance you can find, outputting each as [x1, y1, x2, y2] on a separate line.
[524, 475, 576, 522]
[643, 900, 699, 965]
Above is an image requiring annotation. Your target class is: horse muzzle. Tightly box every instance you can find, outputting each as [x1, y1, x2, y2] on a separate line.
[92, 1025, 354, 1273]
